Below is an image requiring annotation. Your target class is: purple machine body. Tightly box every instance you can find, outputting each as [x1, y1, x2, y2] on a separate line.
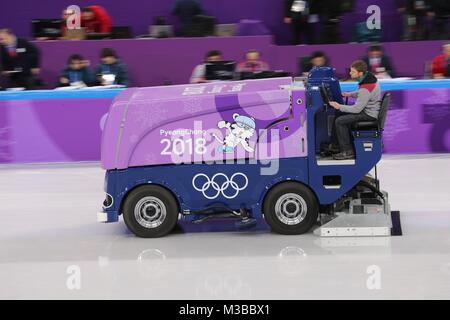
[101, 77, 307, 169]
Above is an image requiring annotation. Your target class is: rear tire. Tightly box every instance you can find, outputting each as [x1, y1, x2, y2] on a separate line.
[263, 182, 319, 235]
[123, 185, 179, 238]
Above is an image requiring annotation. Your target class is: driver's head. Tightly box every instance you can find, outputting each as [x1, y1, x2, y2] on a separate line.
[349, 60, 368, 80]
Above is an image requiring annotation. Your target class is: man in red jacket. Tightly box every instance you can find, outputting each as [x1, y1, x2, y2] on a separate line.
[431, 43, 450, 79]
[81, 6, 112, 33]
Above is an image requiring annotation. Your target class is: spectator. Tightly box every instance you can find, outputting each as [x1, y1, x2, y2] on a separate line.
[60, 8, 74, 38]
[190, 50, 222, 84]
[431, 43, 450, 79]
[362, 45, 396, 79]
[299, 51, 329, 76]
[95, 48, 129, 86]
[81, 6, 112, 33]
[428, 0, 450, 40]
[236, 50, 270, 73]
[171, 0, 204, 35]
[396, 0, 433, 41]
[58, 54, 94, 87]
[317, 0, 343, 44]
[284, 0, 318, 45]
[0, 29, 40, 89]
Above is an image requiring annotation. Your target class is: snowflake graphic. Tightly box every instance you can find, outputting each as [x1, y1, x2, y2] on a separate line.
[131, 100, 168, 129]
[182, 97, 203, 113]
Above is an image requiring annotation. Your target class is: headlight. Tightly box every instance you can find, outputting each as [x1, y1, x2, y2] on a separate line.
[102, 193, 113, 209]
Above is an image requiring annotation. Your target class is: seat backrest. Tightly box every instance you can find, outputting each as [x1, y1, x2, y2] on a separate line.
[378, 92, 391, 130]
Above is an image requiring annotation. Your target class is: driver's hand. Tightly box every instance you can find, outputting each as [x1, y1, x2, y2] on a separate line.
[329, 101, 341, 109]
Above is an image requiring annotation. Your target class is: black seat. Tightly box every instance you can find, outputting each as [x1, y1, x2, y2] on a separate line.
[352, 92, 391, 135]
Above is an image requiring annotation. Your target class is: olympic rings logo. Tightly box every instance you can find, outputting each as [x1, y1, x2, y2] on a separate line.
[192, 172, 249, 199]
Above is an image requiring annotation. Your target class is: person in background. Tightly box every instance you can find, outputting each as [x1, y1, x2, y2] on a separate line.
[328, 60, 381, 160]
[81, 6, 113, 33]
[172, 0, 204, 36]
[310, 51, 327, 68]
[58, 54, 94, 87]
[284, 0, 318, 45]
[95, 48, 129, 87]
[190, 50, 222, 84]
[236, 50, 270, 73]
[396, 0, 433, 41]
[317, 0, 343, 44]
[60, 7, 77, 39]
[362, 45, 396, 79]
[431, 43, 450, 79]
[0, 29, 40, 89]
[299, 51, 328, 76]
[428, 0, 450, 40]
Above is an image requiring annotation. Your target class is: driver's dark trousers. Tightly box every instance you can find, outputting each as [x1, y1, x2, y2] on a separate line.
[331, 111, 377, 152]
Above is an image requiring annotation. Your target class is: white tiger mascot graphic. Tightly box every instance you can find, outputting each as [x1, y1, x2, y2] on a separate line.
[212, 113, 256, 153]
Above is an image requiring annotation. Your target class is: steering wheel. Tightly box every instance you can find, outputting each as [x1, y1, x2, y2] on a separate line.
[319, 83, 332, 111]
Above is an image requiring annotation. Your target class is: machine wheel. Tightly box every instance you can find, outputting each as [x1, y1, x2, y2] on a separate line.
[122, 185, 179, 238]
[263, 182, 319, 235]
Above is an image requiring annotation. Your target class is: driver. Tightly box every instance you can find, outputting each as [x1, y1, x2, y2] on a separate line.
[328, 60, 381, 160]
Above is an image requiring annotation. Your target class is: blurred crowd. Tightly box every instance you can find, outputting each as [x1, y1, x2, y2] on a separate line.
[0, 29, 129, 89]
[7, 1, 449, 43]
[396, 0, 450, 41]
[1, 25, 449, 90]
[283, 0, 450, 45]
[0, 0, 449, 90]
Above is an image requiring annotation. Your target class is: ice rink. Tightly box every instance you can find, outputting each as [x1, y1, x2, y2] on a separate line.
[0, 154, 449, 300]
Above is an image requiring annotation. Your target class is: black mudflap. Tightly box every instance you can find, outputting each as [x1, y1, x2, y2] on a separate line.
[390, 210, 402, 236]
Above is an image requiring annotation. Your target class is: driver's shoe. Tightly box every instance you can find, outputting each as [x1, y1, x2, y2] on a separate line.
[333, 150, 355, 160]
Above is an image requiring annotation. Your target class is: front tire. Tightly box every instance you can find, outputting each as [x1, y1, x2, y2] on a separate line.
[263, 182, 318, 235]
[123, 185, 179, 238]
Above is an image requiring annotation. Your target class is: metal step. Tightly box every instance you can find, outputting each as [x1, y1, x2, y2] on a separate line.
[314, 213, 392, 237]
[317, 158, 356, 166]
